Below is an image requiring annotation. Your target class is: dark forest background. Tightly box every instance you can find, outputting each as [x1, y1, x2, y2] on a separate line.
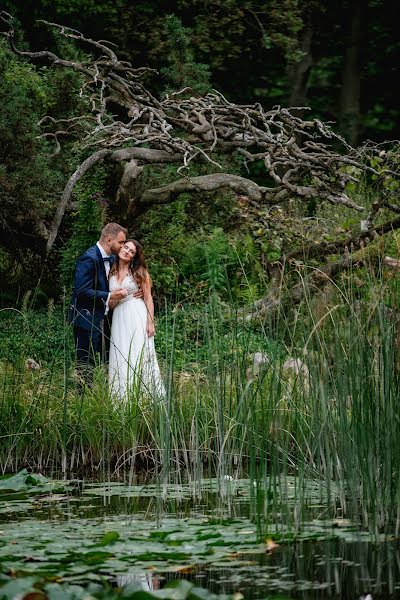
[0, 0, 399, 305]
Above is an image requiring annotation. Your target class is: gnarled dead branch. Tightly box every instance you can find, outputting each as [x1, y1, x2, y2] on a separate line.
[2, 13, 391, 254]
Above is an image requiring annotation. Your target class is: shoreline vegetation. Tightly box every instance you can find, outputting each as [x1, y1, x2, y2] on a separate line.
[1, 266, 399, 534]
[1, 7, 400, 598]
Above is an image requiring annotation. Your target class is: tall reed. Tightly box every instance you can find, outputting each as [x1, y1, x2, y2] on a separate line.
[1, 264, 399, 532]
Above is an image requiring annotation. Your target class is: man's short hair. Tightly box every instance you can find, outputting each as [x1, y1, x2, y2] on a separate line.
[100, 222, 127, 239]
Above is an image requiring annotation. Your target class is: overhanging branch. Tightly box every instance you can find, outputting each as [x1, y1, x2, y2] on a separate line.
[1, 12, 398, 254]
[140, 173, 286, 205]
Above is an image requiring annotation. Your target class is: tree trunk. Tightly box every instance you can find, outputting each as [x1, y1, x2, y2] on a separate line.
[288, 22, 313, 109]
[340, 0, 365, 146]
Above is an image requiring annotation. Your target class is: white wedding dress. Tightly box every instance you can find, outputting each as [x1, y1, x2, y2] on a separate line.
[108, 274, 165, 400]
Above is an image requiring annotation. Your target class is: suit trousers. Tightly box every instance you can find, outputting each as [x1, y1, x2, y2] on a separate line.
[74, 324, 103, 367]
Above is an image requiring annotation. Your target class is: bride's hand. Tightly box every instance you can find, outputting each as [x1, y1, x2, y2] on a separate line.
[110, 288, 128, 302]
[147, 320, 155, 337]
[109, 298, 118, 309]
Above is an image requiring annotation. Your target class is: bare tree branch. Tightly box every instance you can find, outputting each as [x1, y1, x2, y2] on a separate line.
[1, 13, 398, 255]
[46, 149, 111, 252]
[280, 217, 400, 264]
[140, 173, 288, 205]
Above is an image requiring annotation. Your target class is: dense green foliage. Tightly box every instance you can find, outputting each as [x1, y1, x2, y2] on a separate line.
[59, 171, 109, 290]
[1, 9, 400, 599]
[0, 34, 88, 299]
[161, 15, 212, 96]
[1, 270, 400, 534]
[3, 0, 399, 138]
[0, 2, 399, 300]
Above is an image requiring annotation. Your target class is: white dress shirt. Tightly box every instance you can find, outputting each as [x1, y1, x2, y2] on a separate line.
[96, 241, 111, 313]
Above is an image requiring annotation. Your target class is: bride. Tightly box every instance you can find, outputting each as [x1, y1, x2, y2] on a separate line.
[108, 239, 165, 400]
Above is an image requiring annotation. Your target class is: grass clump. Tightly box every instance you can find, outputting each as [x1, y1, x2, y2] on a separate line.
[1, 263, 400, 533]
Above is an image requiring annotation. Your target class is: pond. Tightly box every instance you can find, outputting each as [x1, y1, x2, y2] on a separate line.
[0, 470, 398, 599]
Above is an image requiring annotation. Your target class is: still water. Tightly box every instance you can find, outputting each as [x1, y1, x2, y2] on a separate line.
[0, 472, 399, 599]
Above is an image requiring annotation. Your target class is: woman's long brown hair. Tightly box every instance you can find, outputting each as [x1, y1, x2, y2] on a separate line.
[109, 239, 151, 287]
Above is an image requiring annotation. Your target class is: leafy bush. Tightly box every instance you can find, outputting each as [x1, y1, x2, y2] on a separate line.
[0, 304, 73, 366]
[59, 166, 109, 290]
[161, 15, 212, 96]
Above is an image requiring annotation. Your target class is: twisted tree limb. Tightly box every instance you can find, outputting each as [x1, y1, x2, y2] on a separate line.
[140, 173, 288, 205]
[46, 149, 111, 252]
[2, 13, 392, 253]
[280, 217, 400, 264]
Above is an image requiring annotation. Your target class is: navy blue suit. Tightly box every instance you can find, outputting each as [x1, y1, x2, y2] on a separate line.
[70, 245, 113, 367]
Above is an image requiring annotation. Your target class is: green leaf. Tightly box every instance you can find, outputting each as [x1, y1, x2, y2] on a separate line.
[95, 531, 120, 547]
[0, 470, 47, 493]
[80, 550, 113, 564]
[165, 580, 193, 595]
[0, 576, 38, 599]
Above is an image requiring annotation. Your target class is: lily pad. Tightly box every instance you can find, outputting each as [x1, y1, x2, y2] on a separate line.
[0, 470, 67, 496]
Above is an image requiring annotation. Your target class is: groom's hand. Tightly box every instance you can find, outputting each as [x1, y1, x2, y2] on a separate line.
[110, 288, 128, 302]
[132, 288, 143, 299]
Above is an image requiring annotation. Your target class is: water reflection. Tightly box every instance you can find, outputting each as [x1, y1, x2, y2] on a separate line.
[116, 571, 160, 590]
[162, 538, 400, 599]
[2, 476, 400, 599]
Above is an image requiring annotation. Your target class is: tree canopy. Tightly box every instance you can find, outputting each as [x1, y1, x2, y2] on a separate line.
[0, 5, 399, 307]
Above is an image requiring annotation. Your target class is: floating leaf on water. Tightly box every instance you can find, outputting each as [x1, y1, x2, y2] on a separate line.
[95, 532, 120, 547]
[44, 582, 99, 599]
[0, 470, 47, 493]
[0, 470, 70, 498]
[149, 532, 172, 541]
[80, 550, 114, 564]
[0, 576, 38, 599]
[196, 533, 222, 542]
[35, 495, 70, 503]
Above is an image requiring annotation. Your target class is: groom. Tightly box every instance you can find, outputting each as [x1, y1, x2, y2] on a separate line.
[70, 222, 129, 374]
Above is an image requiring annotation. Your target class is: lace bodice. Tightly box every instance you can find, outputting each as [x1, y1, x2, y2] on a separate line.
[109, 273, 140, 303]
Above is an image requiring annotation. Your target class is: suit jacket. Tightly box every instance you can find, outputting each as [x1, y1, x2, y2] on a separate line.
[69, 245, 114, 331]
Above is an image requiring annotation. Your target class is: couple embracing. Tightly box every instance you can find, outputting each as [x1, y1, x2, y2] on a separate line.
[69, 222, 165, 399]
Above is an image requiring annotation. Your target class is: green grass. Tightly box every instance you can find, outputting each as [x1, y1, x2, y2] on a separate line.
[1, 266, 400, 533]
